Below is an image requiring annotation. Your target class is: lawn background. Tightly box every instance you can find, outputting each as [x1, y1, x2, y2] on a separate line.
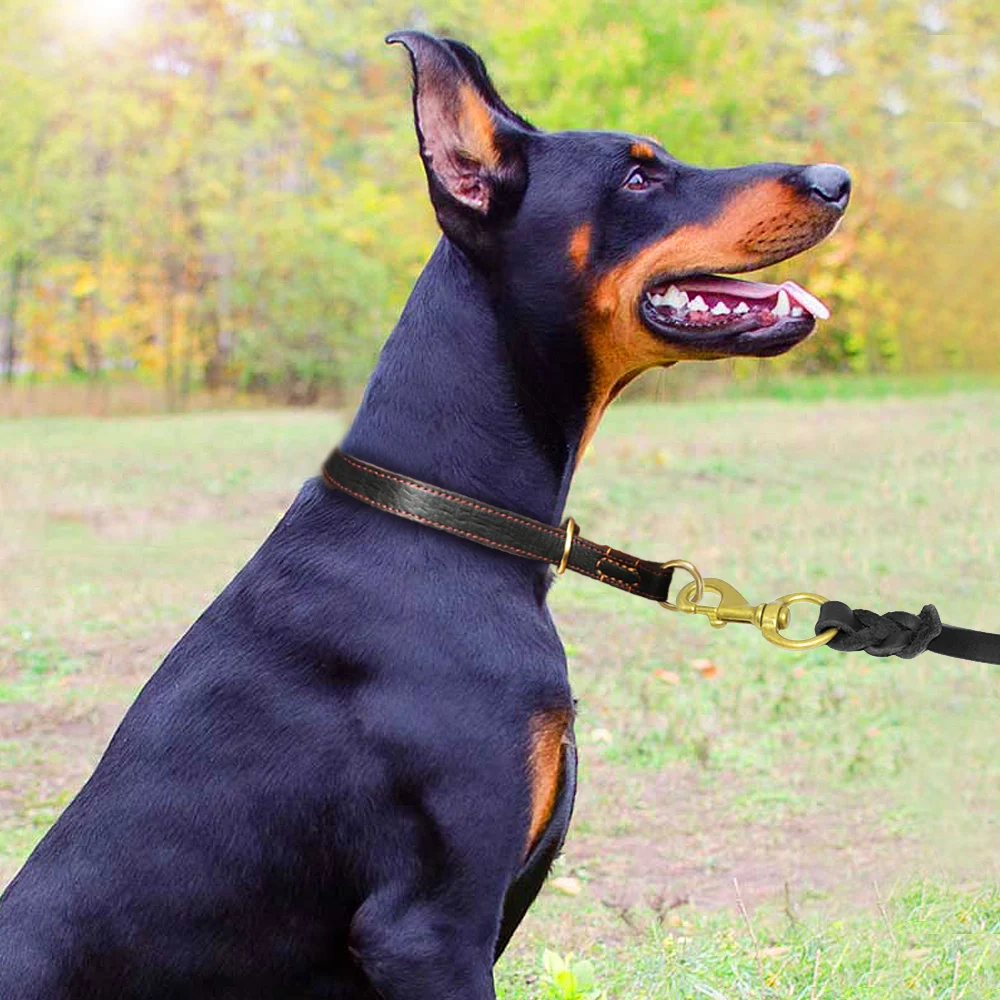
[3, 382, 999, 996]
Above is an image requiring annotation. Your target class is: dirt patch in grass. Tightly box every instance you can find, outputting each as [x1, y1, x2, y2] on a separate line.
[564, 754, 921, 918]
[0, 631, 181, 882]
[43, 488, 294, 542]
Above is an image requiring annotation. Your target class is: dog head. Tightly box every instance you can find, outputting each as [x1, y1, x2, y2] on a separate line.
[389, 31, 849, 444]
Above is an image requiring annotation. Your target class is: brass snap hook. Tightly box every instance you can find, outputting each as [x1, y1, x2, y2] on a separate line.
[674, 577, 766, 630]
[760, 593, 839, 651]
[659, 560, 838, 651]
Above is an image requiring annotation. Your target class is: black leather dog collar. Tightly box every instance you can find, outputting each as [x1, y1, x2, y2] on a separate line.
[322, 449, 675, 602]
[322, 449, 1000, 665]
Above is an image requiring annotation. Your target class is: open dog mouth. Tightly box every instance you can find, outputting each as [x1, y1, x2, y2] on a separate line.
[640, 275, 831, 357]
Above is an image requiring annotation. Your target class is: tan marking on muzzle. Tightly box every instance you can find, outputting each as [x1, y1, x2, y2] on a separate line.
[589, 180, 815, 315]
[578, 178, 837, 456]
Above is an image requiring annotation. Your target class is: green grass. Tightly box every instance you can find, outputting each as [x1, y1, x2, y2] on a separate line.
[717, 369, 1000, 402]
[2, 382, 999, 995]
[498, 882, 1000, 998]
[633, 366, 1000, 405]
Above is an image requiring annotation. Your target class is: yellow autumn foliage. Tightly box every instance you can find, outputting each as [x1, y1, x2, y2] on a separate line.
[0, 0, 997, 407]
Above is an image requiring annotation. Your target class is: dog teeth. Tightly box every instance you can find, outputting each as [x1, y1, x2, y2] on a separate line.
[649, 286, 690, 310]
[664, 285, 688, 308]
[650, 286, 815, 321]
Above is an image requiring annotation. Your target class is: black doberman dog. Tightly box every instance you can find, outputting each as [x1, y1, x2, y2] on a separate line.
[0, 31, 849, 999]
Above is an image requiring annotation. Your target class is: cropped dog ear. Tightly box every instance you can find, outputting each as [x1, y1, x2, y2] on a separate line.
[438, 38, 537, 134]
[387, 31, 532, 245]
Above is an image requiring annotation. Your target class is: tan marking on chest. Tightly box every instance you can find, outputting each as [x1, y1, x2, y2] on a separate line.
[526, 707, 574, 856]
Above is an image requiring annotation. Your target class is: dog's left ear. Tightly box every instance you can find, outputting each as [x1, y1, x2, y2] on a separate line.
[387, 31, 534, 248]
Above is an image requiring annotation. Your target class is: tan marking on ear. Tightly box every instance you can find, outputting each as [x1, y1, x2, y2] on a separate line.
[458, 82, 499, 169]
[525, 707, 573, 857]
[569, 223, 592, 272]
[630, 141, 656, 161]
[579, 178, 838, 454]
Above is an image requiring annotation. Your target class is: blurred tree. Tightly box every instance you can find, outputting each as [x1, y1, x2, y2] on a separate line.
[750, 0, 1000, 374]
[0, 1, 78, 382]
[0, 0, 997, 407]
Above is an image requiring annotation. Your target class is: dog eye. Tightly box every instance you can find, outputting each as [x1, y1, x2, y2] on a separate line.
[624, 167, 651, 191]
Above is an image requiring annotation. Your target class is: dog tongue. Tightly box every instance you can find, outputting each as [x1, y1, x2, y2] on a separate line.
[680, 276, 831, 320]
[782, 281, 831, 320]
[681, 276, 779, 299]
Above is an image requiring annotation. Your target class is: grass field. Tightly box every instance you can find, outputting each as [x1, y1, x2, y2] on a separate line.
[2, 388, 999, 996]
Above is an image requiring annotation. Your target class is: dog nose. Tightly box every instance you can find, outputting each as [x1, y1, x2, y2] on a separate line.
[801, 163, 851, 211]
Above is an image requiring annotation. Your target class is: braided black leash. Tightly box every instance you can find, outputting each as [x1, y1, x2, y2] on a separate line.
[816, 601, 1000, 665]
[815, 603, 941, 659]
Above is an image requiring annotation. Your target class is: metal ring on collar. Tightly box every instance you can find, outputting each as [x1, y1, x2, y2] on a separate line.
[556, 518, 578, 575]
[659, 558, 705, 610]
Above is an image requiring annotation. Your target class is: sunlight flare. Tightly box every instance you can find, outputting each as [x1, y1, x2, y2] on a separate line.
[67, 0, 140, 37]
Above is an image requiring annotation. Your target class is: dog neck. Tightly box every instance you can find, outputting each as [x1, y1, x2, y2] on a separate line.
[341, 239, 590, 525]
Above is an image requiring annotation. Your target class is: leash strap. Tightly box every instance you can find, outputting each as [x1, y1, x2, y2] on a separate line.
[815, 601, 1000, 666]
[322, 449, 1000, 665]
[322, 450, 675, 601]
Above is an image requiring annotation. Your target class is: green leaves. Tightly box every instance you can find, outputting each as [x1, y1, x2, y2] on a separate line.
[1, 0, 998, 397]
[541, 950, 603, 1000]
